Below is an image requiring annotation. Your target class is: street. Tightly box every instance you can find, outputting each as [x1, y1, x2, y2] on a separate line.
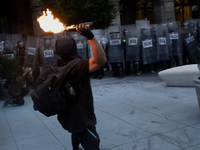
[1, 73, 200, 150]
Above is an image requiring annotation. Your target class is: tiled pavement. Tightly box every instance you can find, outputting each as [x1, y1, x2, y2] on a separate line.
[1, 73, 200, 150]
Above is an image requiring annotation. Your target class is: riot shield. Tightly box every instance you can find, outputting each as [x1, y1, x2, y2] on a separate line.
[150, 24, 158, 59]
[1, 34, 15, 59]
[156, 24, 170, 61]
[0, 34, 13, 54]
[11, 34, 22, 51]
[168, 21, 183, 56]
[39, 37, 60, 71]
[100, 36, 108, 51]
[107, 31, 123, 63]
[122, 25, 141, 62]
[136, 19, 150, 30]
[67, 31, 88, 59]
[0, 34, 11, 42]
[25, 36, 40, 70]
[53, 32, 66, 39]
[88, 29, 103, 58]
[188, 19, 200, 42]
[16, 39, 26, 65]
[101, 28, 109, 51]
[140, 28, 157, 65]
[181, 25, 198, 63]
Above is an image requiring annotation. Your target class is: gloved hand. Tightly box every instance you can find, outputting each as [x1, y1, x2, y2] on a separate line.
[76, 23, 94, 40]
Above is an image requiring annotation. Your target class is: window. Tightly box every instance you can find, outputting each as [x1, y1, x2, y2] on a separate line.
[175, 0, 196, 22]
[135, 0, 154, 23]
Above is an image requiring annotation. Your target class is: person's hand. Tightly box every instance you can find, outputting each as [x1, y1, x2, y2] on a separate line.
[23, 67, 29, 76]
[28, 70, 33, 77]
[76, 23, 94, 40]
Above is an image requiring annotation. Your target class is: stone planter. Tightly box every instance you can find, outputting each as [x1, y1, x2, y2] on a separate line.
[193, 76, 200, 110]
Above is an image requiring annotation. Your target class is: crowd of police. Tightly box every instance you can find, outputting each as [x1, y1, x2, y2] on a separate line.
[0, 19, 200, 82]
[94, 19, 200, 78]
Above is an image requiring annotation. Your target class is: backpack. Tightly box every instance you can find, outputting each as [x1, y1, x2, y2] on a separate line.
[31, 59, 80, 117]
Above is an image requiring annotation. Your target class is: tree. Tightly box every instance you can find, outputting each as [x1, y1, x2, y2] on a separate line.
[38, 0, 120, 29]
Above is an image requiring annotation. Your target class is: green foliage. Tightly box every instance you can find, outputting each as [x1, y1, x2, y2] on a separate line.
[1, 57, 19, 79]
[38, 0, 120, 29]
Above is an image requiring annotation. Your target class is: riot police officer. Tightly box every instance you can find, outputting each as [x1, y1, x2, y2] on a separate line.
[168, 22, 183, 67]
[123, 28, 141, 76]
[181, 22, 198, 64]
[38, 36, 59, 71]
[140, 28, 157, 74]
[107, 31, 124, 78]
[16, 39, 26, 65]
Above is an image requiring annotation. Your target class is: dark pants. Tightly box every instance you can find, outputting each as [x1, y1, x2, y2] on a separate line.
[111, 63, 124, 78]
[10, 88, 29, 105]
[72, 127, 100, 150]
[93, 67, 104, 79]
[173, 55, 180, 66]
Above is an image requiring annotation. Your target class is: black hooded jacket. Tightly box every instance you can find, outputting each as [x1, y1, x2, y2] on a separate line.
[55, 35, 97, 133]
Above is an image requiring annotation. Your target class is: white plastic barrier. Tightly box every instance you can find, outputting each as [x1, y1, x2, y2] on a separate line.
[158, 64, 199, 87]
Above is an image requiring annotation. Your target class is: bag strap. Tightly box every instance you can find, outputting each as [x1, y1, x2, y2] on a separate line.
[61, 59, 81, 76]
[51, 59, 81, 97]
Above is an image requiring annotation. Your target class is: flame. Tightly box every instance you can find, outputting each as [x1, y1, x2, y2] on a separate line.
[37, 9, 65, 33]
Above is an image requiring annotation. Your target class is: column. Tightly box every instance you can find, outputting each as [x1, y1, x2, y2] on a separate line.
[153, 0, 176, 23]
[29, 0, 45, 37]
[109, 0, 121, 32]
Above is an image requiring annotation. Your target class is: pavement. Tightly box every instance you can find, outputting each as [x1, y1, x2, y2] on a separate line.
[1, 71, 200, 150]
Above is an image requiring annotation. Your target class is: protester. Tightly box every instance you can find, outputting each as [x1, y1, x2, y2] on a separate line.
[55, 23, 107, 150]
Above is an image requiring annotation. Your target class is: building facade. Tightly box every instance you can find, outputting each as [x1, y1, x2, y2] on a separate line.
[0, 0, 199, 37]
[120, 0, 200, 25]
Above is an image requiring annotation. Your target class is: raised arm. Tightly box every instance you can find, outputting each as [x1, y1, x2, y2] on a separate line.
[76, 23, 107, 73]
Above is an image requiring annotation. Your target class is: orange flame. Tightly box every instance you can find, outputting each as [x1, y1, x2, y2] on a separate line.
[37, 9, 65, 33]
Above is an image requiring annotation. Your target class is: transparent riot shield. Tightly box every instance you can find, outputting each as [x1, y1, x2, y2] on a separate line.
[122, 25, 141, 62]
[140, 28, 157, 65]
[1, 34, 15, 59]
[156, 24, 170, 61]
[67, 31, 88, 59]
[25, 36, 40, 70]
[0, 34, 12, 54]
[181, 24, 198, 63]
[101, 28, 109, 51]
[107, 31, 123, 63]
[53, 32, 66, 39]
[39, 37, 60, 71]
[0, 34, 11, 41]
[0, 41, 3, 52]
[88, 29, 103, 58]
[100, 36, 108, 51]
[136, 19, 150, 30]
[188, 19, 199, 41]
[197, 19, 200, 42]
[168, 21, 183, 57]
[11, 34, 22, 52]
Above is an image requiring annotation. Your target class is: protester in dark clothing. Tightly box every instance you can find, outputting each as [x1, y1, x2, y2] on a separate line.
[55, 23, 107, 150]
[3, 66, 34, 107]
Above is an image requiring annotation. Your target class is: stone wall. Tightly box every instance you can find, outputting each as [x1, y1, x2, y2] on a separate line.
[153, 0, 176, 23]
[29, 0, 45, 37]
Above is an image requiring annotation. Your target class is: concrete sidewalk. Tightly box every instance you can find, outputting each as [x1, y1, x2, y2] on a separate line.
[1, 73, 200, 150]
